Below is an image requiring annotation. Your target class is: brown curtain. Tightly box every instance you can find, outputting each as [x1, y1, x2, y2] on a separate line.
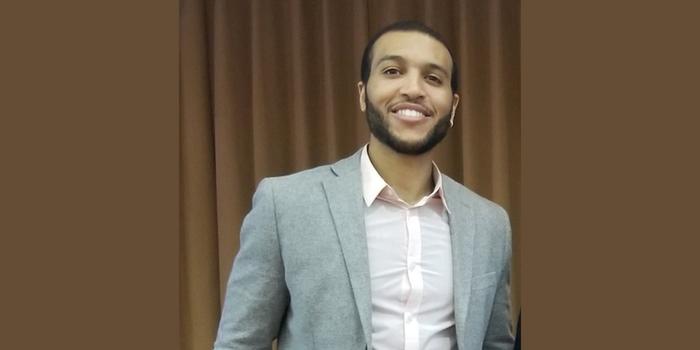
[180, 1, 520, 349]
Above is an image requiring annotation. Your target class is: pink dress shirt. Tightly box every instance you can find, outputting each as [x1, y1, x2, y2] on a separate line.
[361, 146, 456, 350]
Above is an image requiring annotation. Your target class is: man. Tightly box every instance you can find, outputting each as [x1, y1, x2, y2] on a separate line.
[214, 20, 513, 350]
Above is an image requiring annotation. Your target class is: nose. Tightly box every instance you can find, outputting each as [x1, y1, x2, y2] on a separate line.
[398, 71, 425, 100]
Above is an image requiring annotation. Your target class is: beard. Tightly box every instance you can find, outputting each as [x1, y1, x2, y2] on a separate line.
[365, 95, 452, 155]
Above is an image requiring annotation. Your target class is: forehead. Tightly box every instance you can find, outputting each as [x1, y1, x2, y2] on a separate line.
[371, 31, 452, 72]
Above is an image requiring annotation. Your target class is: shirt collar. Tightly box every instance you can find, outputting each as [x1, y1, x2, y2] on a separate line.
[360, 144, 450, 213]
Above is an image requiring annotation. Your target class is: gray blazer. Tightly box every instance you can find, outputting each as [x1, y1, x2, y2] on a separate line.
[214, 149, 513, 350]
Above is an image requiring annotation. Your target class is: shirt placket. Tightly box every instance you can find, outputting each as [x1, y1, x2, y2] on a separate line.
[403, 208, 423, 350]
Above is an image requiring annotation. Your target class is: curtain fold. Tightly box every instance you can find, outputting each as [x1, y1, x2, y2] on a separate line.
[180, 1, 220, 350]
[181, 1, 520, 349]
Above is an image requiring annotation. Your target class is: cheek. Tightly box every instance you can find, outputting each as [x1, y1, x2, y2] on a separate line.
[433, 93, 455, 112]
[367, 80, 399, 101]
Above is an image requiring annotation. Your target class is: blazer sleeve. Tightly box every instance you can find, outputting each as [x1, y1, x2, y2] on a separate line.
[213, 178, 289, 350]
[482, 206, 515, 350]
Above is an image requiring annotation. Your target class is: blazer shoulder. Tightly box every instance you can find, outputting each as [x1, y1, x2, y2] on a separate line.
[255, 148, 362, 198]
[257, 164, 333, 195]
[441, 174, 510, 222]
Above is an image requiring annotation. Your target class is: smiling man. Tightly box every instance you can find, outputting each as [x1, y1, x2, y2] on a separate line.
[214, 21, 514, 350]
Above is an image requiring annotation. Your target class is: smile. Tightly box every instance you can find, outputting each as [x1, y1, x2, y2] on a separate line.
[389, 102, 433, 120]
[390, 109, 431, 123]
[395, 109, 426, 118]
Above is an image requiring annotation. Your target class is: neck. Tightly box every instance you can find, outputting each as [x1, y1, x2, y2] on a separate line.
[367, 136, 436, 204]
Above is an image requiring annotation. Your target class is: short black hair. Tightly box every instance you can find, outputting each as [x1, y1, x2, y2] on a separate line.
[360, 20, 459, 92]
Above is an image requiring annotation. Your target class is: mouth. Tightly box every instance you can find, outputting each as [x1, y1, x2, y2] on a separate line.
[389, 103, 433, 122]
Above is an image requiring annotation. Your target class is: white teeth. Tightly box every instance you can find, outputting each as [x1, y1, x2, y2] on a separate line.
[395, 109, 425, 118]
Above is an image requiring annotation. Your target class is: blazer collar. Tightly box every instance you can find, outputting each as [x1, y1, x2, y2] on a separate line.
[442, 177, 477, 350]
[323, 149, 373, 346]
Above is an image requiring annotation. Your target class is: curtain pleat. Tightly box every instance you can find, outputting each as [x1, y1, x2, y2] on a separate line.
[180, 1, 520, 349]
[180, 0, 221, 350]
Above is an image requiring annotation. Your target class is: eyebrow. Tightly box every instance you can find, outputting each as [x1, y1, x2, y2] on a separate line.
[374, 55, 450, 78]
[426, 63, 450, 78]
[375, 55, 405, 67]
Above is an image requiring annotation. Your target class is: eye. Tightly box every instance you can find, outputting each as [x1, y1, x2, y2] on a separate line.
[382, 67, 401, 76]
[426, 74, 443, 85]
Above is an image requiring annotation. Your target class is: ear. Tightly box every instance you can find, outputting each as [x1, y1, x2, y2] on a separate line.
[357, 81, 366, 112]
[449, 93, 460, 127]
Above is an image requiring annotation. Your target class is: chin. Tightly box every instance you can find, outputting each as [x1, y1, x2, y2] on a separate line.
[389, 134, 430, 147]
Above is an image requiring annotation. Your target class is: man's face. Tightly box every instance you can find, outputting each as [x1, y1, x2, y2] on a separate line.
[358, 31, 459, 155]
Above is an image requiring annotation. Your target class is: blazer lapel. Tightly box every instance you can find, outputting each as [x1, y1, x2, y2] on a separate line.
[443, 179, 476, 350]
[322, 151, 373, 346]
